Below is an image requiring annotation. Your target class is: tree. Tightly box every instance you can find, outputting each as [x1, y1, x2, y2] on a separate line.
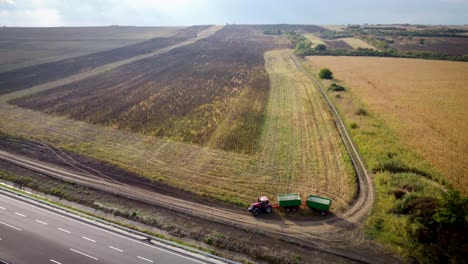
[318, 68, 333, 79]
[420, 38, 425, 45]
[295, 40, 312, 50]
[315, 44, 327, 51]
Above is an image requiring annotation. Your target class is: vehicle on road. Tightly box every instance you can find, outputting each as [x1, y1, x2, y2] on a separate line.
[248, 196, 273, 216]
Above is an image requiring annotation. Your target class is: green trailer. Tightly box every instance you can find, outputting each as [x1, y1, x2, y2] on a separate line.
[277, 193, 301, 211]
[306, 195, 332, 215]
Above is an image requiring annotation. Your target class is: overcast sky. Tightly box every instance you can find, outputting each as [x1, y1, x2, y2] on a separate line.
[0, 0, 467, 27]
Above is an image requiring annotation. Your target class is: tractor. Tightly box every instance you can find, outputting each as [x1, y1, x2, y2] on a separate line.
[248, 196, 273, 216]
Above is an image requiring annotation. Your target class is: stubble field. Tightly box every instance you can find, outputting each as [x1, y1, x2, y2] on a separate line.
[0, 26, 182, 73]
[0, 26, 354, 209]
[306, 56, 468, 193]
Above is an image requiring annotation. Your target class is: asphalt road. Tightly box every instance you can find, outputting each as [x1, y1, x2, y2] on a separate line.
[0, 192, 221, 264]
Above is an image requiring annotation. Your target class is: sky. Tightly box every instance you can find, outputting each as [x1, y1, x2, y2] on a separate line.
[0, 0, 467, 27]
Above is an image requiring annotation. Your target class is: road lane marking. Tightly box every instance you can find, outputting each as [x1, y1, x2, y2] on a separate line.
[82, 236, 96, 242]
[1, 194, 206, 264]
[14, 212, 26, 217]
[50, 259, 62, 264]
[137, 256, 154, 263]
[0, 206, 5, 210]
[58, 228, 71, 233]
[0, 220, 22, 231]
[70, 248, 98, 260]
[108, 246, 124, 252]
[35, 220, 48, 225]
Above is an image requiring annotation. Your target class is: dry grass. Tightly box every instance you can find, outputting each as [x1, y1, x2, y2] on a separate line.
[260, 50, 355, 210]
[340, 38, 376, 49]
[303, 34, 326, 48]
[321, 25, 345, 32]
[306, 56, 468, 193]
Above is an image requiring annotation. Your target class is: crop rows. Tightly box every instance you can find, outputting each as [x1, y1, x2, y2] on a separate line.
[0, 26, 210, 95]
[13, 26, 287, 154]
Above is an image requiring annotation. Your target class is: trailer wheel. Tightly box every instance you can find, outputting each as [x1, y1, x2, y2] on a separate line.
[321, 210, 328, 216]
[253, 208, 261, 216]
[265, 206, 272, 214]
[292, 206, 298, 212]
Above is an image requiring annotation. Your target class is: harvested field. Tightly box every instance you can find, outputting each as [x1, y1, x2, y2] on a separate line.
[257, 24, 325, 33]
[0, 26, 210, 95]
[306, 56, 468, 193]
[322, 25, 345, 32]
[0, 26, 181, 73]
[0, 46, 354, 211]
[304, 34, 353, 50]
[304, 34, 326, 48]
[12, 25, 286, 154]
[323, 40, 353, 50]
[340, 38, 376, 49]
[390, 36, 468, 55]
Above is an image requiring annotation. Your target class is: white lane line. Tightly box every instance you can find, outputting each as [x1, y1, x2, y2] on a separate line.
[58, 228, 71, 233]
[70, 248, 98, 260]
[35, 220, 48, 225]
[0, 220, 22, 231]
[1, 194, 206, 264]
[50, 259, 62, 264]
[0, 206, 5, 210]
[14, 212, 26, 217]
[108, 246, 124, 252]
[82, 236, 96, 243]
[137, 256, 154, 263]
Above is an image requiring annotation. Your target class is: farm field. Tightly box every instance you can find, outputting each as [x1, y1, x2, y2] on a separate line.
[340, 38, 376, 49]
[304, 34, 352, 50]
[0, 26, 354, 210]
[389, 36, 468, 55]
[0, 26, 181, 73]
[305, 56, 468, 193]
[261, 50, 355, 207]
[12, 25, 286, 154]
[0, 26, 210, 95]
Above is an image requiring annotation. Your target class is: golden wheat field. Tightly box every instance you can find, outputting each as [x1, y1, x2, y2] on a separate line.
[306, 56, 468, 193]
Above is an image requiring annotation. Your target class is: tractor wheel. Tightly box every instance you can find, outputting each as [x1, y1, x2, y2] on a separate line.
[253, 208, 261, 216]
[265, 206, 272, 214]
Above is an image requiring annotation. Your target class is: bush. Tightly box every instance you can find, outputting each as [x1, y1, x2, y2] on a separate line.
[295, 40, 312, 50]
[328, 83, 345, 92]
[318, 68, 333, 79]
[350, 122, 358, 129]
[355, 108, 368, 116]
[315, 44, 327, 51]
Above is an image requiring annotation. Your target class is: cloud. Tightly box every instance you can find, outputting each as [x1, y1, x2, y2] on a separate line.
[0, 8, 62, 26]
[0, 0, 15, 4]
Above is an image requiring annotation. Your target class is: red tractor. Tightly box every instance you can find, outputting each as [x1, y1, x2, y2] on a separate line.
[248, 196, 273, 216]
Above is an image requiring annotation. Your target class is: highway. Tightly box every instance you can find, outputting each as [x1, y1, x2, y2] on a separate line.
[0, 192, 223, 264]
